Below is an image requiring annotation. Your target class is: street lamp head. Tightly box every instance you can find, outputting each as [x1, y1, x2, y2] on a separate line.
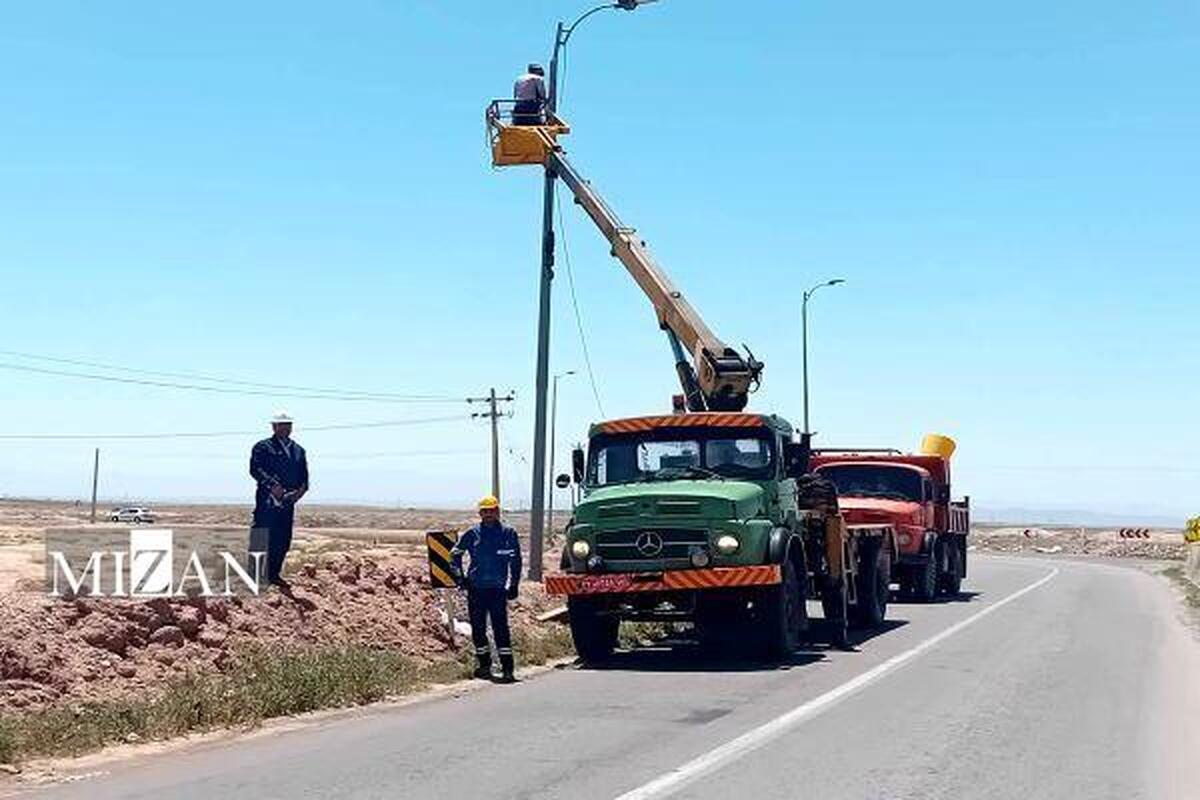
[616, 0, 656, 9]
[803, 276, 846, 303]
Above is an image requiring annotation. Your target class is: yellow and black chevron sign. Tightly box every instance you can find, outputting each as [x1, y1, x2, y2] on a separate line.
[426, 530, 459, 589]
[1186, 517, 1200, 544]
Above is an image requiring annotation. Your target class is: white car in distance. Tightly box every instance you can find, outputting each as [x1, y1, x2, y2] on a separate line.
[109, 506, 156, 524]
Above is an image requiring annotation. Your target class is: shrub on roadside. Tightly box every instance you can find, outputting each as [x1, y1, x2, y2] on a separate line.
[0, 626, 576, 764]
[0, 715, 16, 764]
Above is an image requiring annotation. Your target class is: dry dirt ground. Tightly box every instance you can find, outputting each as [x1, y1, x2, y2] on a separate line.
[970, 523, 1185, 560]
[0, 499, 567, 715]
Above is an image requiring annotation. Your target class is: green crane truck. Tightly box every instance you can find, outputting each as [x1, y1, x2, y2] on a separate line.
[485, 102, 896, 661]
[546, 413, 894, 660]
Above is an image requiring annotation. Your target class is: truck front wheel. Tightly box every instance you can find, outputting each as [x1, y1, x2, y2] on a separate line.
[762, 557, 804, 659]
[911, 536, 939, 603]
[567, 597, 619, 664]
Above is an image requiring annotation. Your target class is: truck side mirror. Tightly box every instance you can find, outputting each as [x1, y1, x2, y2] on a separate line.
[572, 447, 586, 484]
[783, 433, 812, 478]
[555, 473, 571, 489]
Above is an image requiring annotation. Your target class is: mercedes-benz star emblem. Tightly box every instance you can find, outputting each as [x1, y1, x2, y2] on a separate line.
[635, 531, 664, 557]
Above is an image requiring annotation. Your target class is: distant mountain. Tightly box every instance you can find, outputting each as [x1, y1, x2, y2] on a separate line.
[974, 506, 1186, 529]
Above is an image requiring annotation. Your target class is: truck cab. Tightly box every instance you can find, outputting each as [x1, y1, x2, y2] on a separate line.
[811, 448, 969, 602]
[564, 414, 796, 578]
[809, 461, 932, 549]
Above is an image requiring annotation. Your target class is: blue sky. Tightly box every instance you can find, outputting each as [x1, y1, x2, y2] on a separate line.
[1, 1, 1196, 520]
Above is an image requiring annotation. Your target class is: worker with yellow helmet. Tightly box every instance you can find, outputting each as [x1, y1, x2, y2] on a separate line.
[450, 495, 523, 682]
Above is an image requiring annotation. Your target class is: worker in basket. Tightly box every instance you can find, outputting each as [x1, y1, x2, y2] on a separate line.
[512, 63, 547, 125]
[451, 495, 523, 682]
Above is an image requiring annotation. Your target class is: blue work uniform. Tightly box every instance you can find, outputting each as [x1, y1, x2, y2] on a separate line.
[451, 522, 522, 669]
[249, 436, 309, 583]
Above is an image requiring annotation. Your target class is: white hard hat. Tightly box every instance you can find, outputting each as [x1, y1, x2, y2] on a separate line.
[270, 410, 294, 425]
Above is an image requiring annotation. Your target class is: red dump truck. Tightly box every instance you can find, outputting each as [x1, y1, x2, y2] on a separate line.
[810, 435, 969, 602]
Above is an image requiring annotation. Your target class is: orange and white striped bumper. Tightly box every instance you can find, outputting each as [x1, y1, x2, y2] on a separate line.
[543, 565, 781, 596]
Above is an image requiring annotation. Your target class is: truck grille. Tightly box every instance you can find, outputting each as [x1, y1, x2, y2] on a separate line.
[595, 528, 708, 561]
[597, 501, 639, 519]
[656, 500, 702, 516]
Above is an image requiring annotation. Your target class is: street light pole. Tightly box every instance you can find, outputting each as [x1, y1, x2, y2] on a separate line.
[801, 278, 846, 434]
[547, 370, 576, 539]
[527, 0, 657, 582]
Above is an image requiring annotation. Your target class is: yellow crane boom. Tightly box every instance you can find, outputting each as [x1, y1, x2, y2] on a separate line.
[486, 101, 762, 411]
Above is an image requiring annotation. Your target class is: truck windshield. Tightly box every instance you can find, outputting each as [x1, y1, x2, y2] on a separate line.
[816, 464, 922, 501]
[589, 434, 774, 485]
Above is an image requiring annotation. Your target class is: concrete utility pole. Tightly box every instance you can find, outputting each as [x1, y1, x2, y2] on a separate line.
[468, 390, 515, 500]
[801, 278, 845, 433]
[89, 447, 100, 524]
[527, 0, 657, 583]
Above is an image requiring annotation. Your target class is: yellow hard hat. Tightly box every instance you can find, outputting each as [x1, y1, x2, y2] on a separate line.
[478, 495, 500, 510]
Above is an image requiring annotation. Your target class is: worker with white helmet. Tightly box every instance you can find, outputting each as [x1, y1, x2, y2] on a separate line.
[249, 411, 309, 587]
[450, 495, 523, 682]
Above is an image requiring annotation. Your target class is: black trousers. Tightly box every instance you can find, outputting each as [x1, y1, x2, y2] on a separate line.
[253, 505, 294, 583]
[467, 587, 512, 659]
[512, 100, 543, 126]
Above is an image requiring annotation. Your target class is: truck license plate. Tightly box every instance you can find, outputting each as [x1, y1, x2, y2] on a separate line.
[579, 574, 636, 593]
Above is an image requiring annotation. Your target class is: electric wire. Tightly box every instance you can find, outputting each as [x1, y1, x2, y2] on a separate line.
[0, 350, 465, 403]
[131, 448, 486, 461]
[497, 418, 529, 466]
[495, 418, 532, 507]
[0, 414, 470, 441]
[554, 185, 606, 416]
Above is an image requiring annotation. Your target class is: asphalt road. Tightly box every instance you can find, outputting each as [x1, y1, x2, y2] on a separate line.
[17, 555, 1200, 800]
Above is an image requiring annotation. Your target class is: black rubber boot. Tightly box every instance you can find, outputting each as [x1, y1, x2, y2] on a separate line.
[473, 654, 493, 680]
[497, 654, 516, 683]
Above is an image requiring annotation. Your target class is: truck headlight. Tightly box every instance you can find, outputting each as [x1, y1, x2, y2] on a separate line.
[715, 534, 740, 555]
[571, 540, 591, 559]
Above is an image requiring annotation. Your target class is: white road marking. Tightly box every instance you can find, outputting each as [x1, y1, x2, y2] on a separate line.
[613, 567, 1060, 800]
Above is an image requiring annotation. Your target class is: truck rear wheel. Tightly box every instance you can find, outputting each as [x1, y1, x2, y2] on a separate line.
[850, 538, 890, 628]
[567, 597, 619, 663]
[762, 557, 804, 659]
[912, 537, 939, 603]
[938, 538, 963, 598]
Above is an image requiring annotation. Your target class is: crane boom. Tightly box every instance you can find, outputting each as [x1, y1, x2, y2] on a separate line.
[548, 150, 761, 411]
[486, 102, 762, 411]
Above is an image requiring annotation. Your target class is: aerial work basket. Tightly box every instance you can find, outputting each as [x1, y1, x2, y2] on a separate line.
[485, 100, 570, 167]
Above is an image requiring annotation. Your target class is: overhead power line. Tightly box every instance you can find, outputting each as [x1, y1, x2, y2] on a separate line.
[0, 350, 465, 403]
[497, 418, 529, 466]
[132, 448, 487, 461]
[0, 361, 465, 404]
[980, 464, 1200, 474]
[0, 414, 470, 441]
[555, 186, 606, 417]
